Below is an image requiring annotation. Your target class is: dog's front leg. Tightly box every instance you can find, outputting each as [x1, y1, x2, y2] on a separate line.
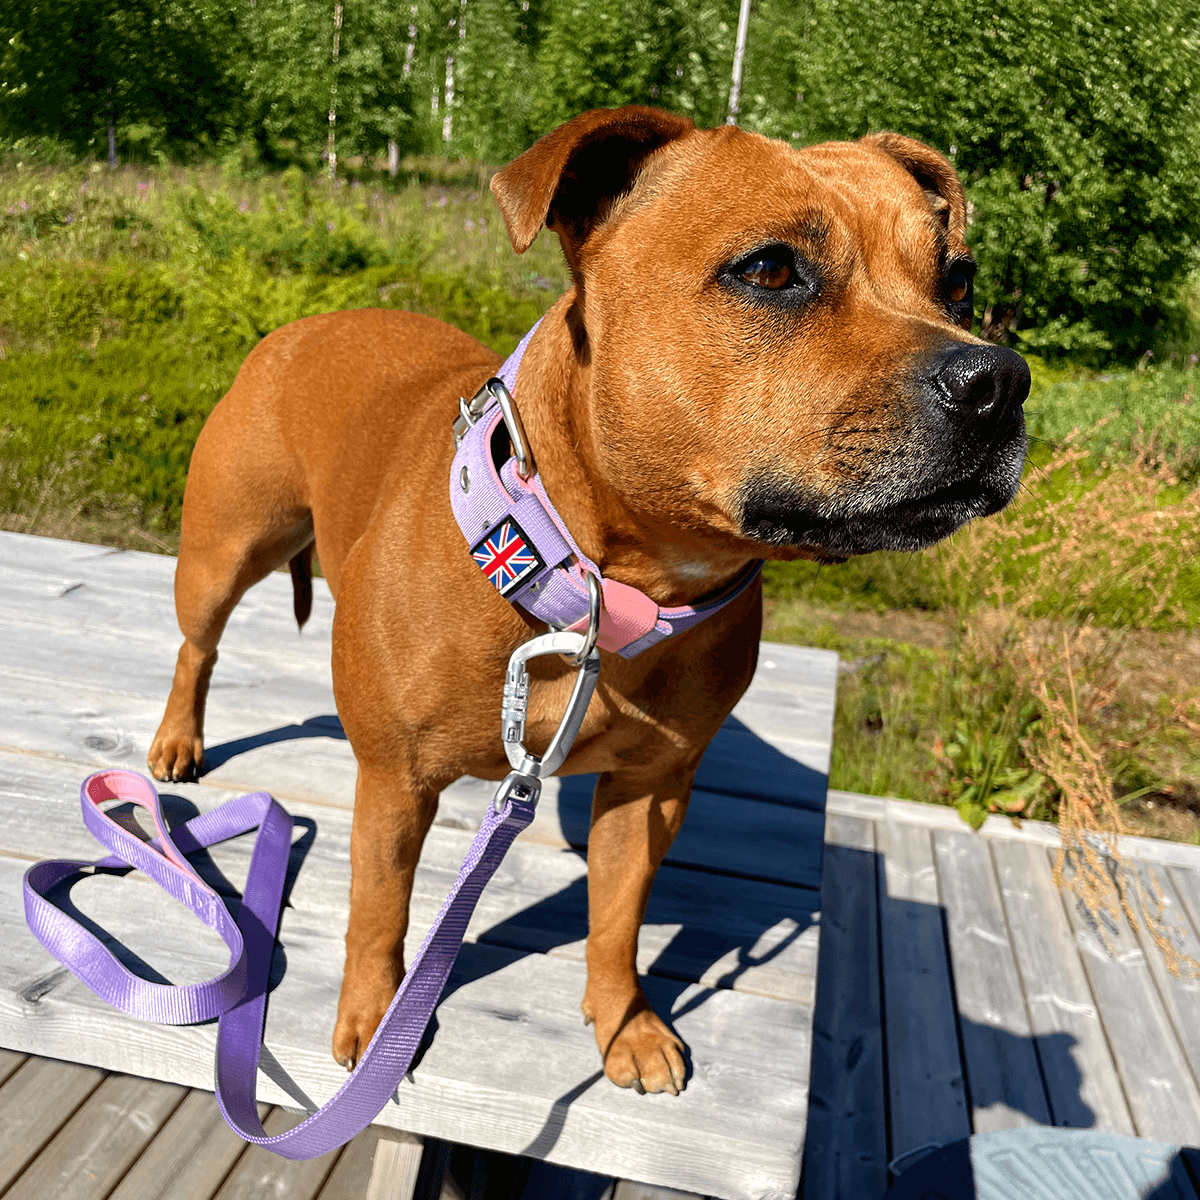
[583, 765, 694, 1095]
[332, 762, 439, 1070]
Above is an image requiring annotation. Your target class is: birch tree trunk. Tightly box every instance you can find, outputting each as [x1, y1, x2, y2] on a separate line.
[442, 0, 466, 144]
[327, 1, 343, 179]
[402, 3, 418, 76]
[107, 87, 117, 168]
[396, 0, 415, 168]
[726, 0, 753, 125]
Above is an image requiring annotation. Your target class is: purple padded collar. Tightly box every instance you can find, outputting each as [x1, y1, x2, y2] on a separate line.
[449, 322, 762, 657]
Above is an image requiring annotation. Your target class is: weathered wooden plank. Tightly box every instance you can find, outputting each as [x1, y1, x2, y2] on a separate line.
[3, 1072, 187, 1200]
[0, 874, 810, 1200]
[435, 775, 825, 890]
[0, 679, 827, 873]
[1057, 848, 1200, 1143]
[315, 1127, 393, 1200]
[107, 1088, 267, 1200]
[1, 578, 833, 757]
[931, 829, 1051, 1132]
[2, 612, 335, 713]
[1129, 862, 1200, 1100]
[876, 818, 970, 1157]
[210, 1107, 342, 1200]
[0, 670, 832, 819]
[692, 725, 829, 809]
[0, 1047, 26, 1088]
[0, 531, 827, 705]
[0, 682, 827, 850]
[0, 531, 334, 648]
[0, 1055, 108, 1192]
[801, 813, 887, 1200]
[0, 756, 821, 1006]
[829, 788, 1200, 875]
[0, 672, 357, 805]
[364, 1131, 424, 1200]
[988, 839, 1134, 1134]
[749, 642, 839, 696]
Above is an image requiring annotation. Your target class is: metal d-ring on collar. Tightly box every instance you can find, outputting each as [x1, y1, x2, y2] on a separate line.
[453, 377, 534, 480]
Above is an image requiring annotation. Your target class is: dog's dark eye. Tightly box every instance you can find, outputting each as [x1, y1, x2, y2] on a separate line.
[942, 259, 976, 325]
[722, 244, 820, 309]
[741, 256, 792, 289]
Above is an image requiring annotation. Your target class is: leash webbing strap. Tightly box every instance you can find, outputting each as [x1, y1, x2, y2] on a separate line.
[23, 768, 534, 1160]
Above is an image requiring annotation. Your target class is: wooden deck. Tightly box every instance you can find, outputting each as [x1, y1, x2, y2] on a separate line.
[0, 532, 833, 1200]
[6, 532, 1200, 1200]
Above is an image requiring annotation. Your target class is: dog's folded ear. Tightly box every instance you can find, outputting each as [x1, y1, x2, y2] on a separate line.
[491, 106, 695, 258]
[859, 132, 968, 248]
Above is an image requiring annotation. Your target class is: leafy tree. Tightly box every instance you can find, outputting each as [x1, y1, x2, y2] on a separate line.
[0, 0, 242, 161]
[745, 0, 1200, 361]
[445, 0, 536, 162]
[237, 0, 341, 164]
[529, 0, 738, 136]
[326, 0, 418, 162]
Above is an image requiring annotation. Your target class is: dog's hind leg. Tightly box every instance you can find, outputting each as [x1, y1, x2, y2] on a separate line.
[148, 397, 313, 783]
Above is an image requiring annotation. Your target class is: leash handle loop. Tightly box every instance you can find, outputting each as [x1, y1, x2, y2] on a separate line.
[22, 768, 537, 1160]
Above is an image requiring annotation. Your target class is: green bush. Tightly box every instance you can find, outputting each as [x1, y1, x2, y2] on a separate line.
[0, 340, 221, 528]
[174, 171, 402, 276]
[0, 164, 566, 528]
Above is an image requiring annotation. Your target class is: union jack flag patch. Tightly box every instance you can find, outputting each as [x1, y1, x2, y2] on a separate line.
[471, 517, 544, 596]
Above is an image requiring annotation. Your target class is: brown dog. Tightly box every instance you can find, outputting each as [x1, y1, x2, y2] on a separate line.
[148, 106, 1028, 1096]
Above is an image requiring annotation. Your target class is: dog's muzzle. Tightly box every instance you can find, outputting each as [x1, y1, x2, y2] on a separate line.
[739, 341, 1030, 556]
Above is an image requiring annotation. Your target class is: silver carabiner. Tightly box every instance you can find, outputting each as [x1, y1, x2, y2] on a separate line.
[500, 630, 601, 784]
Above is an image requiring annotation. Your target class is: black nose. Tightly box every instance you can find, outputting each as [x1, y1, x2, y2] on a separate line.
[928, 343, 1030, 420]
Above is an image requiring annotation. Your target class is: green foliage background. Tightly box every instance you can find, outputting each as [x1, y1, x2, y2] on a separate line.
[1, 0, 1198, 363]
[0, 166, 561, 529]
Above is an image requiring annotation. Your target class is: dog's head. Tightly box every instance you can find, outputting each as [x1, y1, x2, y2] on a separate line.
[491, 107, 1028, 562]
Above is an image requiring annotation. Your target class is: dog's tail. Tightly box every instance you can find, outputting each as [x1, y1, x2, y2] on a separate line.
[288, 543, 315, 631]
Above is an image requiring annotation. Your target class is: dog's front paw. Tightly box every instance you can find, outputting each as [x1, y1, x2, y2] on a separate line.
[332, 969, 400, 1070]
[147, 730, 204, 782]
[585, 996, 688, 1096]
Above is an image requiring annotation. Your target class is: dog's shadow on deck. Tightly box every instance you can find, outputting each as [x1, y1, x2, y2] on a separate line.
[201, 713, 347, 774]
[198, 713, 1098, 1188]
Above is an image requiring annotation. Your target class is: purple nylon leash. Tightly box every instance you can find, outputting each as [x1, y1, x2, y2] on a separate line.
[23, 767, 538, 1159]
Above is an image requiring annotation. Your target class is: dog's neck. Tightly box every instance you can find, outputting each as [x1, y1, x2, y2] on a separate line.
[511, 297, 757, 609]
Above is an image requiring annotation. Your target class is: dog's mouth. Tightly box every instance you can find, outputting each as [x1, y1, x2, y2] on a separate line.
[740, 409, 1027, 556]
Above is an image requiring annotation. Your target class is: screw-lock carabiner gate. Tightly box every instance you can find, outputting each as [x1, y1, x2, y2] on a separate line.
[494, 626, 601, 812]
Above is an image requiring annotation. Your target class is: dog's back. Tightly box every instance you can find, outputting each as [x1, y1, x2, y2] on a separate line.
[190, 309, 499, 597]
